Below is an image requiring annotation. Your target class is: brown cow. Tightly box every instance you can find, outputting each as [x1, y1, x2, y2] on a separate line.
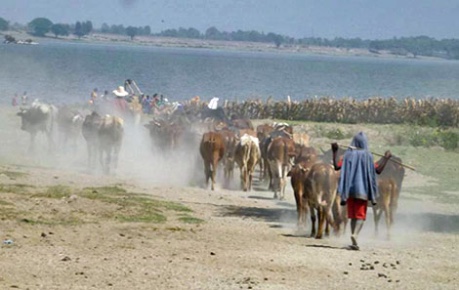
[231, 118, 254, 130]
[234, 134, 260, 191]
[17, 100, 56, 152]
[267, 137, 296, 199]
[303, 162, 340, 239]
[295, 145, 317, 162]
[292, 132, 310, 147]
[372, 155, 405, 239]
[273, 122, 293, 135]
[56, 106, 84, 151]
[82, 112, 124, 174]
[98, 115, 124, 174]
[237, 128, 257, 138]
[261, 124, 294, 189]
[256, 123, 274, 180]
[144, 119, 184, 151]
[288, 156, 317, 234]
[199, 131, 225, 190]
[218, 129, 238, 187]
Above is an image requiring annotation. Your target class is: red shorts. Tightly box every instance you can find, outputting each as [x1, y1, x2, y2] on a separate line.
[347, 197, 368, 220]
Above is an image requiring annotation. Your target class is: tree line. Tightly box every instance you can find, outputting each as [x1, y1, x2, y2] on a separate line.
[1, 16, 459, 59]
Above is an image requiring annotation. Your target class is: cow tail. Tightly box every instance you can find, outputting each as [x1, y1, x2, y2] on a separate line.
[283, 139, 289, 168]
[209, 135, 215, 172]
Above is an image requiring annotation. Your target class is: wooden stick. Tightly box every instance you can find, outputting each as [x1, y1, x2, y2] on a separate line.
[338, 144, 416, 171]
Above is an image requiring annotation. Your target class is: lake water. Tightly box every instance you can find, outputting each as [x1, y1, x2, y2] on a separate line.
[1, 41, 459, 104]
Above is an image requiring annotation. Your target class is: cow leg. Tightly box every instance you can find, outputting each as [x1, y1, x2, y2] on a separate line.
[326, 207, 337, 237]
[223, 158, 229, 188]
[310, 206, 316, 238]
[373, 206, 380, 237]
[268, 161, 278, 198]
[99, 147, 109, 174]
[265, 158, 270, 184]
[86, 142, 92, 168]
[203, 162, 211, 189]
[105, 148, 112, 174]
[315, 206, 325, 239]
[113, 144, 121, 171]
[267, 158, 273, 190]
[28, 133, 36, 153]
[211, 159, 218, 191]
[239, 165, 246, 191]
[46, 130, 55, 153]
[383, 205, 391, 240]
[389, 185, 399, 234]
[294, 189, 302, 232]
[258, 158, 264, 180]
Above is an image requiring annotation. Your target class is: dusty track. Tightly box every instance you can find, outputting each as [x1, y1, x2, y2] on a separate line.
[0, 106, 458, 289]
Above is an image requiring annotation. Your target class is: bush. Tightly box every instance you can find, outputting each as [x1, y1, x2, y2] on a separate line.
[408, 128, 458, 150]
[409, 130, 434, 147]
[325, 128, 351, 140]
[438, 131, 459, 150]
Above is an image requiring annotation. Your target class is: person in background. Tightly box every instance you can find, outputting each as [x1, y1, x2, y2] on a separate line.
[142, 95, 151, 114]
[112, 85, 129, 116]
[21, 91, 28, 106]
[100, 90, 110, 101]
[12, 93, 18, 106]
[129, 95, 143, 125]
[90, 88, 98, 105]
[331, 132, 392, 250]
[150, 94, 160, 114]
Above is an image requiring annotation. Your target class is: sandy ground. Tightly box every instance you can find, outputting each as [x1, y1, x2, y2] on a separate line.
[0, 109, 458, 290]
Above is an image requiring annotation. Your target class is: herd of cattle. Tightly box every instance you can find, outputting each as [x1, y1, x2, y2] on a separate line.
[16, 100, 406, 239]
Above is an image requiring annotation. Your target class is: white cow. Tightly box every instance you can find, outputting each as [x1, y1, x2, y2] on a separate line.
[234, 134, 261, 191]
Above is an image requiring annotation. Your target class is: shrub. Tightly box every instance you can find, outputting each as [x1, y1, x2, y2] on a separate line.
[438, 131, 459, 150]
[325, 128, 350, 140]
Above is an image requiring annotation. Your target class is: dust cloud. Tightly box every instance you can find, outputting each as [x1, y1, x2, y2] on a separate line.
[0, 104, 204, 189]
[1, 103, 458, 244]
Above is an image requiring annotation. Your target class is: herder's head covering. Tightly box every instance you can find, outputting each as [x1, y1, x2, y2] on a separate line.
[338, 132, 378, 203]
[113, 86, 129, 98]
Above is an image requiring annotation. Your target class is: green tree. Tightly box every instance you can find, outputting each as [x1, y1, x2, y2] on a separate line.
[143, 25, 151, 35]
[101, 23, 110, 33]
[110, 24, 125, 35]
[74, 21, 84, 38]
[126, 26, 138, 40]
[82, 21, 93, 35]
[28, 17, 53, 36]
[51, 23, 69, 38]
[205, 26, 221, 40]
[267, 32, 284, 48]
[186, 27, 201, 39]
[0, 17, 9, 31]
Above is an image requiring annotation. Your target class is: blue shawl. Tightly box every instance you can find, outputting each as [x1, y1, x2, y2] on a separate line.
[338, 132, 378, 203]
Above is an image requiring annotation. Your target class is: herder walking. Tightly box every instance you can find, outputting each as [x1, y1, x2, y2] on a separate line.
[331, 132, 391, 250]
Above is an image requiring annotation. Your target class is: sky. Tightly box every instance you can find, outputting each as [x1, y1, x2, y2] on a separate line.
[1, 0, 459, 40]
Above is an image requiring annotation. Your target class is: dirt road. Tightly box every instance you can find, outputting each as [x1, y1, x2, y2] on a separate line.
[0, 162, 458, 290]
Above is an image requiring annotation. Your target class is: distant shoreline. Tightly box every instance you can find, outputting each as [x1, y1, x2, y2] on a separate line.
[1, 30, 446, 62]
